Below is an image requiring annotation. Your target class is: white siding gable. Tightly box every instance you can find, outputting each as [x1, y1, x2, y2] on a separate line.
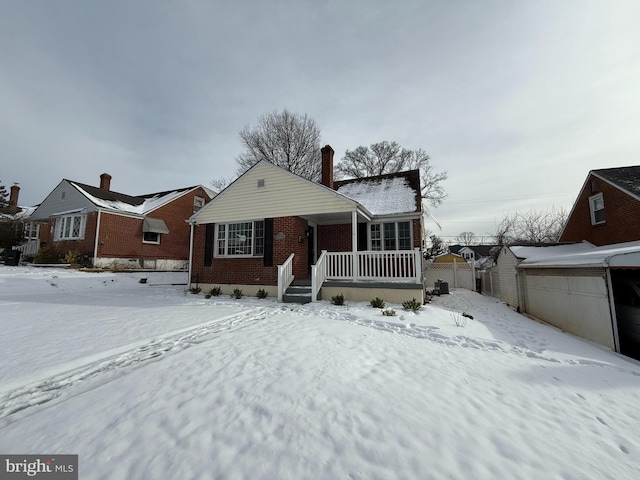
[191, 162, 359, 224]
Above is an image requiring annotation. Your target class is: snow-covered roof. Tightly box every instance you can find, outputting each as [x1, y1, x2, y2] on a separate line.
[71, 182, 196, 216]
[511, 242, 595, 262]
[0, 205, 36, 221]
[518, 240, 640, 268]
[334, 171, 420, 215]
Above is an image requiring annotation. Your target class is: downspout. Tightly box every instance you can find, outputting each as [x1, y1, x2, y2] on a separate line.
[187, 222, 195, 289]
[93, 210, 102, 268]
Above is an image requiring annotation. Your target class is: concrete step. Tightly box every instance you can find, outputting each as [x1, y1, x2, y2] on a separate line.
[283, 284, 313, 303]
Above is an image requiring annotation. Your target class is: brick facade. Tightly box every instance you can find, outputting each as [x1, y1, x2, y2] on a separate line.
[192, 216, 311, 286]
[193, 216, 422, 287]
[559, 174, 640, 246]
[38, 211, 98, 257]
[38, 186, 211, 267]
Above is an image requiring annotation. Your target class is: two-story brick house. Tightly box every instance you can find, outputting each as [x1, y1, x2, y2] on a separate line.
[559, 166, 640, 246]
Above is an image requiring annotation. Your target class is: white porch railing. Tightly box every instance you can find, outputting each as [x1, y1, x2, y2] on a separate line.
[277, 253, 295, 302]
[311, 250, 328, 303]
[324, 248, 422, 283]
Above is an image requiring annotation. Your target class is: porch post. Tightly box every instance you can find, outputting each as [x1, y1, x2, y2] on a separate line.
[352, 210, 358, 281]
[414, 247, 421, 284]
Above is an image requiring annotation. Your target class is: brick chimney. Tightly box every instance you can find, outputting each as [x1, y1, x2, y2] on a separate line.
[100, 173, 112, 191]
[321, 145, 334, 189]
[9, 184, 20, 213]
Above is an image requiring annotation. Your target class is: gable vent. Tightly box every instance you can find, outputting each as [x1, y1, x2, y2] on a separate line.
[257, 179, 265, 188]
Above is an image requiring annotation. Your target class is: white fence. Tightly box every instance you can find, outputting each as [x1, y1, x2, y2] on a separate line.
[424, 261, 475, 291]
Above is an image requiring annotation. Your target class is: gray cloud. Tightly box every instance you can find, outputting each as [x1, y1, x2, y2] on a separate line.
[2, 0, 639, 241]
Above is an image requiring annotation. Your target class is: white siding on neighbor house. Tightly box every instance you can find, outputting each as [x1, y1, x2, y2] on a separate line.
[29, 181, 97, 221]
[522, 269, 614, 350]
[496, 247, 521, 309]
[192, 162, 359, 224]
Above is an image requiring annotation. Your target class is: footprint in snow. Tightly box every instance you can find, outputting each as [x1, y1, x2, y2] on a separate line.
[576, 393, 586, 400]
[619, 445, 630, 454]
[596, 416, 608, 426]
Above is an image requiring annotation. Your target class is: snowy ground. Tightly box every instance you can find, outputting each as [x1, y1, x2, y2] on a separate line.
[1, 266, 640, 479]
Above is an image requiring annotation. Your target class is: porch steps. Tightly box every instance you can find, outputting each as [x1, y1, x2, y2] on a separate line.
[283, 279, 313, 304]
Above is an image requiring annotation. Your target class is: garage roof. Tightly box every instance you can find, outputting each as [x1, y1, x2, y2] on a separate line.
[518, 240, 640, 268]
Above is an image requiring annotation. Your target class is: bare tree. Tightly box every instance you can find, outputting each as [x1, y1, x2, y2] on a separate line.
[425, 234, 447, 259]
[336, 141, 448, 206]
[455, 231, 477, 246]
[212, 109, 322, 189]
[238, 109, 321, 180]
[492, 207, 568, 246]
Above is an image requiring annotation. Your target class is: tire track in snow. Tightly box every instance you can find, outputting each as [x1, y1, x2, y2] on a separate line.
[0, 308, 267, 422]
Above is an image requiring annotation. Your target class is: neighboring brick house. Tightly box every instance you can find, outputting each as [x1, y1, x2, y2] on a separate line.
[188, 145, 424, 303]
[28, 173, 214, 269]
[559, 166, 640, 246]
[1, 185, 38, 255]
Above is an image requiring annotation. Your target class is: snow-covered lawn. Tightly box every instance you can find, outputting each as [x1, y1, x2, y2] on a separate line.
[1, 266, 639, 479]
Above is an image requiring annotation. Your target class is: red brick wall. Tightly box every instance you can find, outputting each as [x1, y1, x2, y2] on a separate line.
[560, 174, 640, 246]
[38, 211, 98, 257]
[318, 219, 421, 252]
[96, 187, 211, 262]
[191, 216, 310, 286]
[318, 223, 352, 252]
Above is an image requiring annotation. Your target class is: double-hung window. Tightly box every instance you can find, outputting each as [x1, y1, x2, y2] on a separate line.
[24, 222, 40, 240]
[54, 214, 86, 240]
[589, 193, 605, 225]
[216, 220, 265, 257]
[370, 221, 412, 251]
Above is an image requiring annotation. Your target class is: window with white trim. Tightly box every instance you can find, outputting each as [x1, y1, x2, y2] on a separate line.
[54, 214, 86, 240]
[589, 193, 605, 225]
[370, 221, 412, 251]
[216, 220, 265, 257]
[193, 196, 205, 212]
[143, 232, 161, 244]
[24, 222, 40, 240]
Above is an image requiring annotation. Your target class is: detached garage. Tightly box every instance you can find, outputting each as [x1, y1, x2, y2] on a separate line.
[517, 241, 640, 357]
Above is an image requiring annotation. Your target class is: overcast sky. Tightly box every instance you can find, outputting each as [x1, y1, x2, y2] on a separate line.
[2, 0, 639, 241]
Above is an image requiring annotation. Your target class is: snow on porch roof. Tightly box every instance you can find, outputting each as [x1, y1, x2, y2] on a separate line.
[518, 240, 640, 268]
[334, 170, 421, 216]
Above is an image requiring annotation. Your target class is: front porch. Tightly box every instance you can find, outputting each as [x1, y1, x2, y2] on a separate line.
[278, 248, 423, 303]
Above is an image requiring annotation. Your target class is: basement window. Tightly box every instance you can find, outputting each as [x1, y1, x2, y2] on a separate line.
[589, 193, 605, 225]
[142, 217, 169, 244]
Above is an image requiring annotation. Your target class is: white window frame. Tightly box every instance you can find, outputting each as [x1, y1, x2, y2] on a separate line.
[54, 214, 86, 241]
[142, 231, 161, 244]
[369, 221, 413, 251]
[215, 220, 265, 257]
[193, 196, 205, 212]
[24, 222, 40, 240]
[589, 193, 605, 225]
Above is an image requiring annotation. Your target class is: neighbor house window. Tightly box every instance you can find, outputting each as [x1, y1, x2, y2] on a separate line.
[589, 193, 605, 225]
[370, 221, 412, 250]
[54, 214, 86, 240]
[143, 232, 160, 244]
[216, 220, 265, 257]
[24, 222, 40, 240]
[193, 196, 205, 212]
